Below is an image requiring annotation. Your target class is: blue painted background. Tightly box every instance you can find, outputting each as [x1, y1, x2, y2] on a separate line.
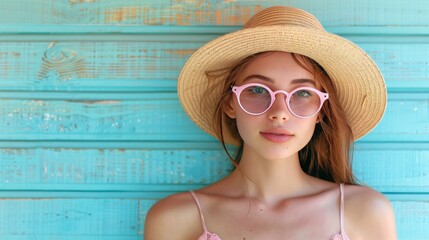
[0, 0, 428, 239]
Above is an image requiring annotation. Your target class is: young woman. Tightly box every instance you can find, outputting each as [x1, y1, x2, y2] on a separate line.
[144, 6, 397, 240]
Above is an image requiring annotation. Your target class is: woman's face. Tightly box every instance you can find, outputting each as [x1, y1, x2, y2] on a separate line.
[226, 51, 321, 161]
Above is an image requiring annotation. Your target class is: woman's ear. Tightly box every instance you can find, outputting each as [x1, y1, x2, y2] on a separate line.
[224, 97, 236, 119]
[316, 111, 325, 123]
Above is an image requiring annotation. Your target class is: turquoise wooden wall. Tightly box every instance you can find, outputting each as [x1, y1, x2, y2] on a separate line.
[0, 0, 428, 239]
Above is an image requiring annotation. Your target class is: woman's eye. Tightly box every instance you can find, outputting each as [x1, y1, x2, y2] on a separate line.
[251, 86, 266, 94]
[296, 90, 312, 97]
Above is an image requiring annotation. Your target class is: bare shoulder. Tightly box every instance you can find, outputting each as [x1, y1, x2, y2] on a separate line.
[344, 184, 392, 213]
[144, 191, 202, 240]
[343, 184, 397, 240]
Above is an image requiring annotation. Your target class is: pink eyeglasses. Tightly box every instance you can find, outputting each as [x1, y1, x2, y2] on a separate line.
[232, 83, 329, 118]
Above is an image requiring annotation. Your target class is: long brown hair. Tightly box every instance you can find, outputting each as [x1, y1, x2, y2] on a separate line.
[205, 51, 357, 184]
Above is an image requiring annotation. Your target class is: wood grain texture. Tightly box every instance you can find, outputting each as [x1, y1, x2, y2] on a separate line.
[0, 148, 232, 187]
[0, 93, 426, 142]
[0, 0, 427, 239]
[1, 0, 429, 27]
[0, 40, 428, 92]
[0, 198, 148, 237]
[0, 145, 427, 193]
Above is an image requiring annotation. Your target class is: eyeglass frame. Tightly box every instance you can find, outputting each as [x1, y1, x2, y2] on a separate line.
[231, 83, 329, 119]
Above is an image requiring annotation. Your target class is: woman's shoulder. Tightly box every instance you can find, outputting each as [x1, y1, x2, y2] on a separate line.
[144, 191, 202, 240]
[148, 191, 196, 212]
[343, 184, 393, 215]
[343, 184, 397, 239]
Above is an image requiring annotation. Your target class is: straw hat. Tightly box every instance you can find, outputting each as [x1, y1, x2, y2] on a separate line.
[178, 6, 386, 145]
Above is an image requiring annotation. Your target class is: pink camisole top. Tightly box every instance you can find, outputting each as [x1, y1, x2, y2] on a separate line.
[190, 183, 351, 240]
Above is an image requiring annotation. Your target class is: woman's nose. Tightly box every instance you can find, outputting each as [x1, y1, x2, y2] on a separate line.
[267, 94, 291, 121]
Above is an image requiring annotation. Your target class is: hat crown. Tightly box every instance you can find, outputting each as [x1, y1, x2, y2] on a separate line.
[243, 6, 324, 31]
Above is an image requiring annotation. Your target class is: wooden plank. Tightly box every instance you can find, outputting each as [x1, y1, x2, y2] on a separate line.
[0, 92, 426, 142]
[1, 25, 429, 36]
[361, 92, 429, 142]
[0, 237, 139, 240]
[0, 41, 198, 91]
[392, 200, 429, 240]
[360, 42, 429, 82]
[0, 144, 427, 193]
[0, 148, 232, 187]
[0, 95, 209, 141]
[0, 198, 148, 237]
[0, 0, 428, 27]
[0, 40, 428, 92]
[354, 147, 429, 192]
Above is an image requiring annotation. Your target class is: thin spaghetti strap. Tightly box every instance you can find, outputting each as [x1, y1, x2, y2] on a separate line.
[339, 184, 345, 233]
[190, 191, 208, 232]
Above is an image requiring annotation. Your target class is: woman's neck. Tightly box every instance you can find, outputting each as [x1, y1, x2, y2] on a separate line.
[231, 145, 314, 205]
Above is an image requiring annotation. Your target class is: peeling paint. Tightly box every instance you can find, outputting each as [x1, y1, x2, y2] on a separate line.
[104, 6, 141, 23]
[69, 0, 95, 5]
[64, 100, 120, 105]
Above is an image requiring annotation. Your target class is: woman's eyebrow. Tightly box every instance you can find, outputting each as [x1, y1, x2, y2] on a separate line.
[291, 78, 316, 86]
[242, 75, 316, 86]
[242, 74, 274, 83]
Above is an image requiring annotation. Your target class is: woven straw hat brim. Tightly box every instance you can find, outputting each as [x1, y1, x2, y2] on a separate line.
[178, 25, 386, 145]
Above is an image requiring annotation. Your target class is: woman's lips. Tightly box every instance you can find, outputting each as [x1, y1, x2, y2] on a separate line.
[260, 130, 293, 143]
